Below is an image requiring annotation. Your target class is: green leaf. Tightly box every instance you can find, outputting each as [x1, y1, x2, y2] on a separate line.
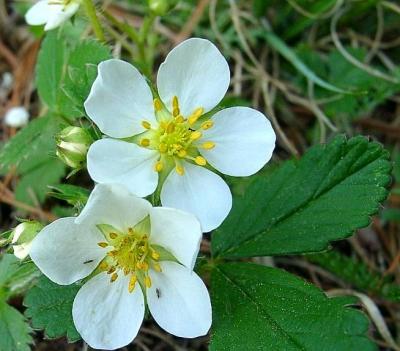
[61, 40, 111, 118]
[0, 115, 62, 172]
[210, 262, 376, 351]
[212, 135, 391, 258]
[36, 31, 68, 111]
[307, 250, 400, 302]
[48, 184, 89, 207]
[0, 254, 40, 299]
[24, 276, 81, 342]
[0, 300, 33, 351]
[0, 114, 66, 205]
[258, 31, 356, 94]
[15, 158, 66, 206]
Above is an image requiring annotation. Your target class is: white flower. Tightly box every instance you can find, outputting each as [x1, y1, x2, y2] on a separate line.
[84, 38, 276, 232]
[30, 183, 211, 350]
[25, 0, 80, 31]
[4, 106, 29, 128]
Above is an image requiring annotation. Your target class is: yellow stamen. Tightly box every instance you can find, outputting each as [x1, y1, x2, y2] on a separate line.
[172, 96, 180, 117]
[107, 266, 116, 274]
[97, 242, 108, 248]
[177, 149, 187, 158]
[99, 261, 108, 270]
[188, 107, 204, 125]
[160, 121, 167, 130]
[166, 123, 175, 134]
[145, 276, 152, 288]
[142, 262, 149, 271]
[154, 98, 162, 112]
[128, 275, 137, 292]
[195, 156, 207, 166]
[110, 272, 118, 282]
[159, 143, 167, 153]
[176, 164, 185, 176]
[154, 161, 163, 172]
[136, 262, 143, 269]
[153, 263, 162, 272]
[201, 120, 214, 130]
[110, 232, 118, 239]
[124, 267, 130, 275]
[190, 131, 202, 141]
[175, 115, 185, 123]
[151, 251, 160, 260]
[140, 138, 150, 147]
[202, 141, 215, 150]
[142, 121, 151, 129]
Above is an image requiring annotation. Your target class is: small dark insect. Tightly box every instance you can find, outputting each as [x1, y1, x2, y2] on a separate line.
[83, 259, 94, 264]
[156, 288, 161, 298]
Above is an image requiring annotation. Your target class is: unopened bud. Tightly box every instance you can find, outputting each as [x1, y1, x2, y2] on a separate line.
[148, 0, 169, 15]
[56, 126, 92, 169]
[11, 221, 43, 259]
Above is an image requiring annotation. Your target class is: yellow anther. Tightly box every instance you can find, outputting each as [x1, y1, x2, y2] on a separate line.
[172, 96, 180, 117]
[154, 160, 163, 172]
[153, 263, 162, 272]
[142, 121, 151, 129]
[97, 242, 108, 248]
[142, 262, 149, 271]
[201, 120, 214, 130]
[173, 108, 180, 117]
[109, 232, 118, 239]
[128, 275, 137, 293]
[177, 149, 187, 158]
[140, 138, 150, 147]
[123, 267, 130, 275]
[166, 122, 175, 134]
[190, 131, 202, 141]
[110, 272, 118, 282]
[195, 156, 207, 166]
[145, 276, 152, 288]
[154, 98, 162, 112]
[202, 141, 215, 150]
[136, 262, 143, 269]
[176, 164, 185, 176]
[175, 115, 185, 123]
[160, 121, 167, 130]
[107, 266, 116, 274]
[159, 143, 167, 153]
[188, 107, 204, 125]
[99, 261, 108, 270]
[151, 251, 160, 260]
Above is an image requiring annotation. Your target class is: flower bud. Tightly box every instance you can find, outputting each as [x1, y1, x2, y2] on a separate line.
[11, 221, 43, 259]
[56, 126, 92, 169]
[148, 0, 169, 15]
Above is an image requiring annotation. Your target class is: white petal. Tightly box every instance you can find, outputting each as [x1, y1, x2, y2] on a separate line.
[157, 38, 230, 117]
[30, 218, 105, 285]
[25, 0, 50, 26]
[87, 138, 159, 198]
[84, 59, 156, 138]
[199, 107, 276, 176]
[73, 272, 145, 350]
[149, 207, 202, 270]
[13, 242, 33, 260]
[4, 106, 29, 128]
[76, 183, 152, 231]
[44, 2, 79, 31]
[147, 262, 211, 338]
[160, 162, 232, 232]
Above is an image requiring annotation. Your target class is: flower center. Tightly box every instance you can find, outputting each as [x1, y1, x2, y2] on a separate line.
[96, 224, 161, 293]
[138, 96, 216, 176]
